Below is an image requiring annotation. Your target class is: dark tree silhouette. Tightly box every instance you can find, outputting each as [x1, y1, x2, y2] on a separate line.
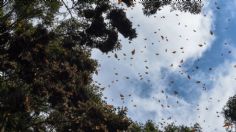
[141, 0, 202, 16]
[0, 0, 203, 131]
[0, 0, 135, 131]
[223, 95, 236, 131]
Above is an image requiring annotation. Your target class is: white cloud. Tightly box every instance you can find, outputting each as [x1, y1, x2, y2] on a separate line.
[196, 59, 236, 132]
[92, 1, 216, 131]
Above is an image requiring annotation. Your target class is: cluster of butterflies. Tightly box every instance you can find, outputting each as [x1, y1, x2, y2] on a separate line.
[93, 0, 236, 129]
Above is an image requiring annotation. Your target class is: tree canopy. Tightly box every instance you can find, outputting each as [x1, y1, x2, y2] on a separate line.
[223, 95, 236, 131]
[0, 0, 215, 132]
[0, 0, 136, 131]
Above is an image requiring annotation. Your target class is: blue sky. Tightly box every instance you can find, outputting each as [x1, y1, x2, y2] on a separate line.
[92, 0, 236, 131]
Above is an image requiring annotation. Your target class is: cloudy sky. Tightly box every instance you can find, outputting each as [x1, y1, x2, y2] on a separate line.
[92, 0, 236, 131]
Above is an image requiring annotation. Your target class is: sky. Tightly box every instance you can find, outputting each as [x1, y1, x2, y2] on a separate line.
[92, 0, 236, 131]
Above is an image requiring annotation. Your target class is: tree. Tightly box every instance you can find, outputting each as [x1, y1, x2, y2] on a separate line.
[128, 121, 201, 132]
[0, 0, 136, 131]
[224, 95, 236, 122]
[163, 123, 192, 132]
[128, 122, 143, 132]
[130, 120, 160, 132]
[141, 0, 202, 16]
[223, 95, 236, 131]
[0, 0, 203, 131]
[143, 120, 159, 132]
[193, 123, 202, 132]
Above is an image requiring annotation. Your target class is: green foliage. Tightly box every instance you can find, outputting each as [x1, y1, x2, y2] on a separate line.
[164, 123, 192, 132]
[128, 120, 159, 132]
[144, 120, 159, 132]
[129, 122, 143, 132]
[128, 121, 202, 132]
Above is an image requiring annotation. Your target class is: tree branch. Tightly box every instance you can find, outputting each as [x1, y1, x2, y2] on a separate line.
[61, 0, 74, 19]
